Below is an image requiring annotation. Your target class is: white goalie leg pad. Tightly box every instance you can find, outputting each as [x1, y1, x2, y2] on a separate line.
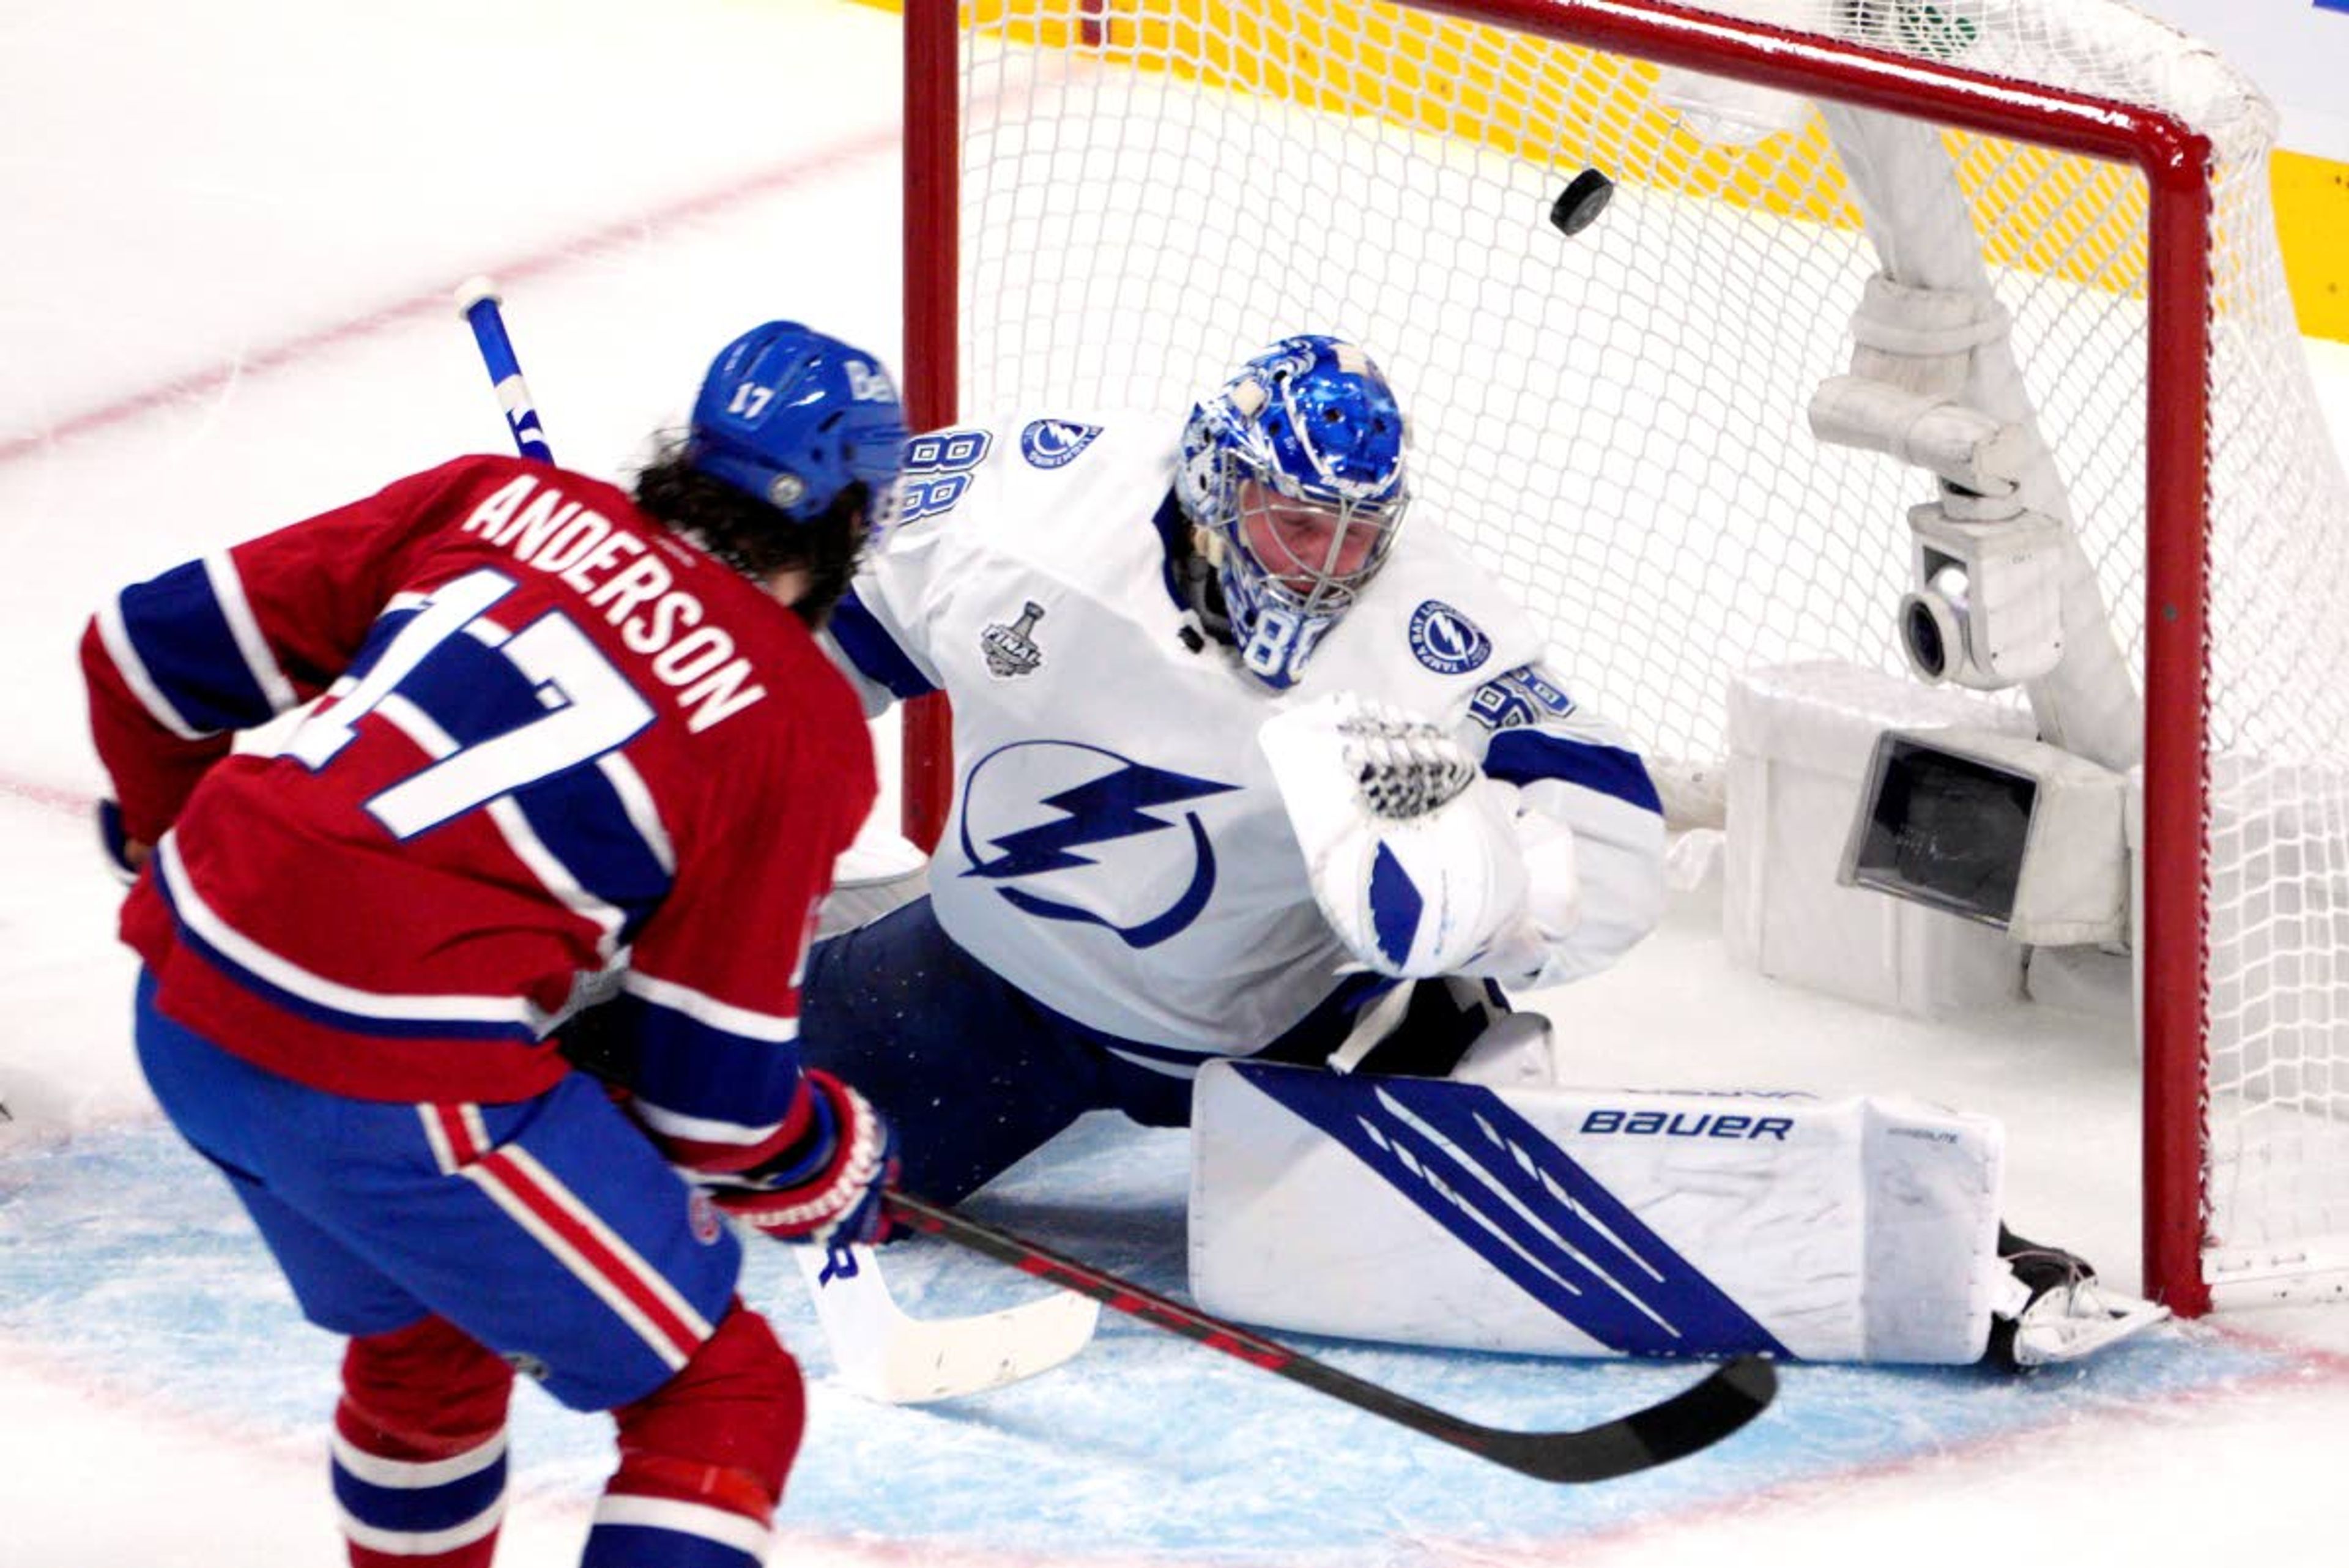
[1190, 1061, 2008, 1363]
[1258, 693, 1534, 977]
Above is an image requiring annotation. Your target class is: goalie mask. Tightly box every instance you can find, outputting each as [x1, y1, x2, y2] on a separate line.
[1177, 336, 1409, 688]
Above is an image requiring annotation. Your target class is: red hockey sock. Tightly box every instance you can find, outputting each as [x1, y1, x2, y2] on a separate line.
[584, 1303, 803, 1568]
[335, 1317, 515, 1568]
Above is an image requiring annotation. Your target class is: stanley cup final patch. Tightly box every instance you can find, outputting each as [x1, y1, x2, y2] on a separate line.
[982, 601, 1048, 678]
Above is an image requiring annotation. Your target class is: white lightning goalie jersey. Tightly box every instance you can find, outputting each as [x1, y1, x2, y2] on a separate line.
[824, 412, 1667, 1068]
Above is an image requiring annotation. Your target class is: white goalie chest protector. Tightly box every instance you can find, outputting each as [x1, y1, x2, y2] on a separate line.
[851, 413, 1550, 1060]
[1189, 1060, 2007, 1364]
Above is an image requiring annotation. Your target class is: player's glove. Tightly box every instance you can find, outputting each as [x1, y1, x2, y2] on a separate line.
[704, 1069, 899, 1247]
[97, 798, 147, 885]
[1259, 693, 1535, 977]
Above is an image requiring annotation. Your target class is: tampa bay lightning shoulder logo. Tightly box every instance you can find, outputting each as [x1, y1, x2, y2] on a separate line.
[1020, 418, 1103, 469]
[1407, 600, 1493, 675]
[958, 741, 1238, 948]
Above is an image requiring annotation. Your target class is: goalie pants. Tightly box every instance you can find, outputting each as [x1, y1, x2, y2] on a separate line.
[133, 970, 802, 1568]
[799, 894, 1501, 1203]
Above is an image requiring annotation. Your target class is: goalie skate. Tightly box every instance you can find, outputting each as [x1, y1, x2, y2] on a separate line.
[1988, 1228, 2170, 1370]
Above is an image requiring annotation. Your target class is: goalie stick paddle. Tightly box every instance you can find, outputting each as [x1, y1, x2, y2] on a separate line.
[886, 1192, 1777, 1484]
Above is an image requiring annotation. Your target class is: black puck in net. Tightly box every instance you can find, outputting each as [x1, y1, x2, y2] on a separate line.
[1549, 169, 1615, 237]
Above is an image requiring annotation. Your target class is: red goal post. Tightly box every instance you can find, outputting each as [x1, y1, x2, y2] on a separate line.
[899, 0, 2349, 1318]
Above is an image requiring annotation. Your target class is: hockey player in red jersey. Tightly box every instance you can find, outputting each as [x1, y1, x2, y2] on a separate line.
[82, 320, 907, 1568]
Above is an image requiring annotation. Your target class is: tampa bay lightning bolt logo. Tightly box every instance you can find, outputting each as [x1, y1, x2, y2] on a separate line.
[958, 741, 1238, 948]
[1408, 600, 1493, 675]
[1019, 418, 1103, 469]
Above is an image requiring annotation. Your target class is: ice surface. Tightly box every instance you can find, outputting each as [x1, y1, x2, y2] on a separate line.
[8, 2, 2349, 1565]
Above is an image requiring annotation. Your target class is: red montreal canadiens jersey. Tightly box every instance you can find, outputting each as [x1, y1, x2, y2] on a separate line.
[83, 454, 874, 1172]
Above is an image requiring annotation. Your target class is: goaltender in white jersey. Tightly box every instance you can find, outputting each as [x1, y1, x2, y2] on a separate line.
[801, 336, 2162, 1372]
[811, 336, 1660, 1135]
[841, 423, 1663, 1060]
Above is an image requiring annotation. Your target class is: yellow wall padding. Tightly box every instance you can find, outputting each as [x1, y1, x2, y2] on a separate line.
[894, 0, 2349, 342]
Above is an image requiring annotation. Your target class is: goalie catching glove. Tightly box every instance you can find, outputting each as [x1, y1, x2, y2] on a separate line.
[1260, 693, 1561, 977]
[701, 1068, 899, 1248]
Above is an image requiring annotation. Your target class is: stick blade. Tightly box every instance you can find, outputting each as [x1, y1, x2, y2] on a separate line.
[869, 1290, 1101, 1405]
[1483, 1354, 1778, 1484]
[793, 1241, 1100, 1405]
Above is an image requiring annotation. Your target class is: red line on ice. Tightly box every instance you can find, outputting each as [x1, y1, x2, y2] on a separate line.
[0, 124, 899, 469]
[1, 777, 88, 814]
[1551, 1327, 2349, 1566]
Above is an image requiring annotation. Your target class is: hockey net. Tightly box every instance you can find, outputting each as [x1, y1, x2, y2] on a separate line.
[901, 0, 2349, 1313]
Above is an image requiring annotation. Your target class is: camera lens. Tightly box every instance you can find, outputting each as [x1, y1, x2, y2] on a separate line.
[1903, 594, 1948, 681]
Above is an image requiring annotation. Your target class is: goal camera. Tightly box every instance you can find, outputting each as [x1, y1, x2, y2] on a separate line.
[1839, 728, 2129, 945]
[1896, 499, 2066, 691]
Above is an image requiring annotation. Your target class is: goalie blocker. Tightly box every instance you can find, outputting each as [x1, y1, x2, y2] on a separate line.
[1189, 1061, 2163, 1365]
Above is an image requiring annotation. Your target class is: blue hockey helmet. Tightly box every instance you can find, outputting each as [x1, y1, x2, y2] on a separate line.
[689, 321, 910, 533]
[1176, 335, 1409, 688]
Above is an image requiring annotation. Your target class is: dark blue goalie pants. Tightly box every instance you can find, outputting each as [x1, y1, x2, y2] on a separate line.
[798, 895, 1500, 1205]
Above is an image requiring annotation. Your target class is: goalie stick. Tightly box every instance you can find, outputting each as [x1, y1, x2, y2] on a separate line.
[886, 1192, 1777, 1483]
[452, 278, 1100, 1403]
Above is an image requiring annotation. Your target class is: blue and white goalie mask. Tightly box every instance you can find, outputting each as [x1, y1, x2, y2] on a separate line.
[1177, 336, 1409, 688]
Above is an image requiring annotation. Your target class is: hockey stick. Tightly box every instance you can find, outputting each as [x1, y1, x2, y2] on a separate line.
[790, 1239, 1100, 1404]
[886, 1192, 1777, 1483]
[451, 279, 1097, 1403]
[453, 278, 554, 464]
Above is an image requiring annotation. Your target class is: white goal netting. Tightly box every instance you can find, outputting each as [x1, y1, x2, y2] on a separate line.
[931, 0, 2349, 1307]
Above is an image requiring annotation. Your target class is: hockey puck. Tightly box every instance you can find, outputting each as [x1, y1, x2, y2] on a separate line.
[1549, 169, 1614, 237]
